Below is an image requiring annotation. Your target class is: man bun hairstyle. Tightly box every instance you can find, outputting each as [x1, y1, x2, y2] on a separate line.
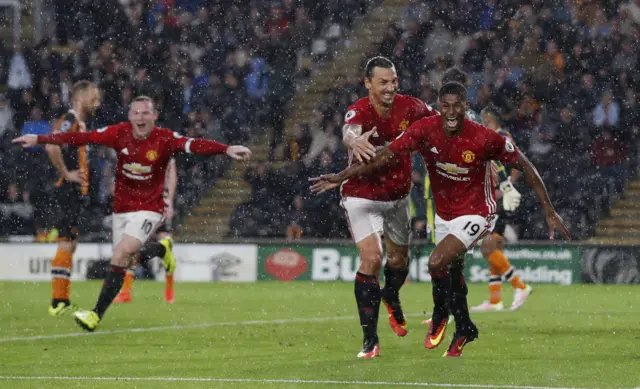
[364, 56, 395, 79]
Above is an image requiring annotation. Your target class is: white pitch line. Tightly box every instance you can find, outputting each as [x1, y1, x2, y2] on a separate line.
[0, 313, 428, 344]
[0, 376, 603, 389]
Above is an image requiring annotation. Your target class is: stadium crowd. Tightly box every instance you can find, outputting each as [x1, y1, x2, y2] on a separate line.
[0, 0, 368, 240]
[232, 0, 640, 241]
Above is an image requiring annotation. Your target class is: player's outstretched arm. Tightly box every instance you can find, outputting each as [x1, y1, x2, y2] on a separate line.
[309, 147, 396, 194]
[12, 134, 40, 148]
[226, 145, 251, 161]
[311, 118, 426, 194]
[175, 136, 251, 161]
[14, 126, 118, 148]
[164, 158, 178, 221]
[511, 150, 571, 240]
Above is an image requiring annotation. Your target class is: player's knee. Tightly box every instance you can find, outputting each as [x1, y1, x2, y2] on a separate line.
[359, 249, 383, 274]
[113, 240, 143, 267]
[111, 249, 131, 267]
[361, 250, 383, 266]
[482, 234, 505, 257]
[428, 254, 446, 273]
[386, 250, 409, 270]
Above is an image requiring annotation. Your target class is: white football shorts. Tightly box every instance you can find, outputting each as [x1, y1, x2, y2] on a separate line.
[341, 196, 411, 246]
[434, 214, 496, 249]
[112, 211, 164, 246]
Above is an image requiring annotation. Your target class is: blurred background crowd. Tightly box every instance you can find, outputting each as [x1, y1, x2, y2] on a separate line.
[233, 0, 640, 241]
[0, 0, 637, 242]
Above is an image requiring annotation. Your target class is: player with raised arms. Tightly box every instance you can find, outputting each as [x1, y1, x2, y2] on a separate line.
[14, 96, 251, 331]
[339, 56, 437, 358]
[311, 82, 570, 357]
[421, 69, 526, 328]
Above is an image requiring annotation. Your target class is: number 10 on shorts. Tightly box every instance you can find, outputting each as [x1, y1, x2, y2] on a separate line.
[141, 219, 154, 234]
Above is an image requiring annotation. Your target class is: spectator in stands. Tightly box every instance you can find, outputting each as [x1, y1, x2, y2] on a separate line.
[284, 124, 312, 163]
[8, 0, 640, 242]
[303, 118, 340, 167]
[7, 44, 33, 95]
[593, 91, 620, 128]
[619, 0, 640, 36]
[245, 0, 640, 241]
[0, 184, 34, 235]
[3, 0, 357, 240]
[590, 129, 628, 199]
[0, 94, 15, 142]
[21, 107, 49, 138]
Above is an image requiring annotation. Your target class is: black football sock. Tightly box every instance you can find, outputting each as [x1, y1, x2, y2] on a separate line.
[449, 263, 474, 333]
[93, 265, 127, 319]
[381, 264, 408, 316]
[429, 269, 451, 319]
[52, 298, 71, 308]
[354, 272, 381, 343]
[137, 241, 166, 265]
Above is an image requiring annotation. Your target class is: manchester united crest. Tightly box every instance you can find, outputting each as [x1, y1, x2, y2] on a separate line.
[146, 150, 158, 161]
[462, 150, 475, 163]
[399, 119, 409, 132]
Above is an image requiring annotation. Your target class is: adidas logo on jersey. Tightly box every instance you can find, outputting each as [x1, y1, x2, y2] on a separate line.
[430, 147, 439, 154]
[121, 148, 129, 155]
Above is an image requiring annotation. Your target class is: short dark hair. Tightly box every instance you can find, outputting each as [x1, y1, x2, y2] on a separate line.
[438, 82, 467, 101]
[364, 56, 395, 79]
[480, 103, 502, 122]
[71, 80, 95, 99]
[441, 67, 469, 85]
[131, 95, 155, 111]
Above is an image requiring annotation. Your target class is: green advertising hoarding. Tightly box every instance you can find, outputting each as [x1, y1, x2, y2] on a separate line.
[258, 244, 581, 285]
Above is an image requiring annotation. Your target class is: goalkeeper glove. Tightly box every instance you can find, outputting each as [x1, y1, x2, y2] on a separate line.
[499, 178, 521, 211]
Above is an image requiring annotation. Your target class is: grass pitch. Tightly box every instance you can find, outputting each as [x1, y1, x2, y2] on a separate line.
[0, 281, 638, 389]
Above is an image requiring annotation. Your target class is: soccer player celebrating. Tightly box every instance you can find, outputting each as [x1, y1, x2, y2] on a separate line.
[339, 56, 437, 358]
[471, 104, 531, 312]
[422, 69, 523, 323]
[114, 157, 177, 304]
[14, 96, 251, 331]
[423, 67, 530, 325]
[311, 82, 570, 357]
[45, 80, 101, 317]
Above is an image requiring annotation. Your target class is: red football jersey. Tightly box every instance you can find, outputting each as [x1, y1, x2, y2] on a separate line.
[389, 116, 519, 220]
[341, 94, 436, 201]
[38, 122, 228, 214]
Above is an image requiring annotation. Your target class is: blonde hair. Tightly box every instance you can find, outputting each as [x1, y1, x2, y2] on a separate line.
[71, 80, 95, 101]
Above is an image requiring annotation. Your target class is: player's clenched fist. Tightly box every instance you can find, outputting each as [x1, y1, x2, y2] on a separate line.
[12, 135, 39, 148]
[226, 145, 252, 161]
